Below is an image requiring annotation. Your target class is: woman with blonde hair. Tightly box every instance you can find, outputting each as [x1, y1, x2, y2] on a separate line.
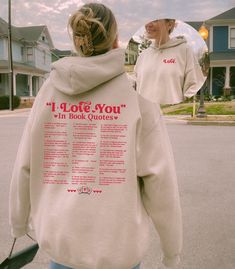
[9, 3, 182, 269]
[135, 19, 205, 105]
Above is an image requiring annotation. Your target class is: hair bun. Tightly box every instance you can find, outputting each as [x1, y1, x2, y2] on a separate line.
[71, 11, 94, 56]
[68, 3, 117, 56]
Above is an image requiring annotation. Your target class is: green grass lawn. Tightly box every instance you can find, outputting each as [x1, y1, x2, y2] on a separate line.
[162, 102, 235, 115]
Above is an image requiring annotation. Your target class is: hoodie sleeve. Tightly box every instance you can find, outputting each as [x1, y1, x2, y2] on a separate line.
[137, 99, 182, 267]
[9, 112, 33, 238]
[183, 45, 205, 98]
[9, 82, 46, 238]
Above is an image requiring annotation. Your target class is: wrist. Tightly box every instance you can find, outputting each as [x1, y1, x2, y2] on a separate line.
[161, 254, 181, 268]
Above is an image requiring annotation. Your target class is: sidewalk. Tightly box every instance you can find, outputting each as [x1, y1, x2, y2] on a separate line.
[0, 108, 31, 117]
[164, 114, 235, 126]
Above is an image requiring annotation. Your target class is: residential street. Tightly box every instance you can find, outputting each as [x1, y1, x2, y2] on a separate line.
[0, 112, 235, 269]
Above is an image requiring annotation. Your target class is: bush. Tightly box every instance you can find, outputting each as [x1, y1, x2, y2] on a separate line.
[0, 95, 21, 110]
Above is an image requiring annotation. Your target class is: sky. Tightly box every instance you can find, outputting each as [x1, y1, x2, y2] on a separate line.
[0, 0, 235, 50]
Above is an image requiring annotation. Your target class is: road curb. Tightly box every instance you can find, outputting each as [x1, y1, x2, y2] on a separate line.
[186, 121, 235, 126]
[164, 115, 235, 126]
[0, 108, 31, 115]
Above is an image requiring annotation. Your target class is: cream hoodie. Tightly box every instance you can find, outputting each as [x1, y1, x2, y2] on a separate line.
[135, 36, 205, 104]
[9, 48, 182, 269]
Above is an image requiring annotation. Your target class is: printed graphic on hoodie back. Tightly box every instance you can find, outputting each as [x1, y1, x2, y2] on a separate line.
[43, 101, 128, 195]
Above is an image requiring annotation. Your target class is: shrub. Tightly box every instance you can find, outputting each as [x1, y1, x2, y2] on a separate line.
[0, 95, 21, 110]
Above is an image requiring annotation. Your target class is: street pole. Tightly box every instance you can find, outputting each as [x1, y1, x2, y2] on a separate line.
[8, 0, 14, 111]
[197, 80, 207, 117]
[197, 23, 209, 118]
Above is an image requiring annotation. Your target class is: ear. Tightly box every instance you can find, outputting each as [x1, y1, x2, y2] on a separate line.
[112, 35, 119, 49]
[168, 20, 175, 33]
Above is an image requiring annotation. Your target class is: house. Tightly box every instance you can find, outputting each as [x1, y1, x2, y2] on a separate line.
[125, 38, 139, 65]
[0, 17, 54, 98]
[51, 49, 72, 62]
[186, 21, 203, 32]
[206, 7, 235, 96]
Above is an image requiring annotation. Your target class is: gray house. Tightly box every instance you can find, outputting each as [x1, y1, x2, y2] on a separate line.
[0, 18, 54, 98]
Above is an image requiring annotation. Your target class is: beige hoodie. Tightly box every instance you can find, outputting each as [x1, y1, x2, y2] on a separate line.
[9, 48, 182, 269]
[135, 36, 205, 104]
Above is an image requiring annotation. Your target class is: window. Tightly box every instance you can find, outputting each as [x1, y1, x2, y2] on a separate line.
[43, 50, 46, 64]
[125, 53, 128, 62]
[230, 27, 235, 48]
[27, 47, 33, 62]
[21, 47, 24, 61]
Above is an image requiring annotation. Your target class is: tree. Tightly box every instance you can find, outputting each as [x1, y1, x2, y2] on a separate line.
[138, 35, 152, 53]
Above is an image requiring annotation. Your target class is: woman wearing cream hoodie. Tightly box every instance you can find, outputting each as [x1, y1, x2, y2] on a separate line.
[135, 19, 205, 105]
[9, 3, 182, 269]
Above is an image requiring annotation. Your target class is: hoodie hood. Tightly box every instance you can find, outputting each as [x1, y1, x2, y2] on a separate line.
[151, 35, 187, 50]
[50, 48, 125, 96]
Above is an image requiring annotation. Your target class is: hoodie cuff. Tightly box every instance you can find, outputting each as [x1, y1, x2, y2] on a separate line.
[162, 254, 181, 268]
[11, 226, 30, 238]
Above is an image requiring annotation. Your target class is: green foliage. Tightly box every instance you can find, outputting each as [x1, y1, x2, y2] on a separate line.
[139, 35, 152, 52]
[163, 102, 235, 115]
[198, 51, 210, 77]
[205, 104, 235, 115]
[165, 106, 195, 115]
[0, 95, 21, 110]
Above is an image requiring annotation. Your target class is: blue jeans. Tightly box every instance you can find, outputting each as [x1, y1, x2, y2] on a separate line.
[50, 261, 140, 269]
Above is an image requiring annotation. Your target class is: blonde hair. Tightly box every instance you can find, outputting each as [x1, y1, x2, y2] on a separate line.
[68, 3, 117, 56]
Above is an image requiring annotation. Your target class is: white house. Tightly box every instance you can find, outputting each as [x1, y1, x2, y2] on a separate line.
[125, 38, 139, 65]
[0, 17, 54, 97]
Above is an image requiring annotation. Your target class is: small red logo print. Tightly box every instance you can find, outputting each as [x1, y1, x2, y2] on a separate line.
[163, 58, 176, 64]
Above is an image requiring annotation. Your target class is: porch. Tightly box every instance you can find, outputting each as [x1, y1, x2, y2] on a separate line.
[0, 61, 48, 97]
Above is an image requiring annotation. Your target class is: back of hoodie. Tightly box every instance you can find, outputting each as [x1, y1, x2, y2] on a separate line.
[9, 48, 182, 269]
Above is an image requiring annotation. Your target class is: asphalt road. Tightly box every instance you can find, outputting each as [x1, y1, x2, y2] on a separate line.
[0, 113, 235, 269]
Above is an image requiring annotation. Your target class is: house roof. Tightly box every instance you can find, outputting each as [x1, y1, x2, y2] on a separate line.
[206, 7, 235, 23]
[185, 21, 203, 31]
[0, 17, 10, 36]
[18, 26, 46, 42]
[51, 49, 72, 57]
[0, 17, 54, 48]
[129, 37, 139, 45]
[210, 51, 235, 61]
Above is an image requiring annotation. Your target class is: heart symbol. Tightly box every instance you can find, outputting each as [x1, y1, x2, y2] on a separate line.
[114, 116, 118, 120]
[54, 114, 58, 118]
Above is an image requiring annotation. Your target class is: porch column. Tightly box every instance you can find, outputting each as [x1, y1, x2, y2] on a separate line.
[13, 72, 16, 95]
[209, 68, 213, 95]
[28, 75, 33, 97]
[224, 66, 231, 89]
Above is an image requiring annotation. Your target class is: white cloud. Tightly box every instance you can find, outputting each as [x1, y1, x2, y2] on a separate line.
[56, 0, 84, 11]
[34, 3, 61, 14]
